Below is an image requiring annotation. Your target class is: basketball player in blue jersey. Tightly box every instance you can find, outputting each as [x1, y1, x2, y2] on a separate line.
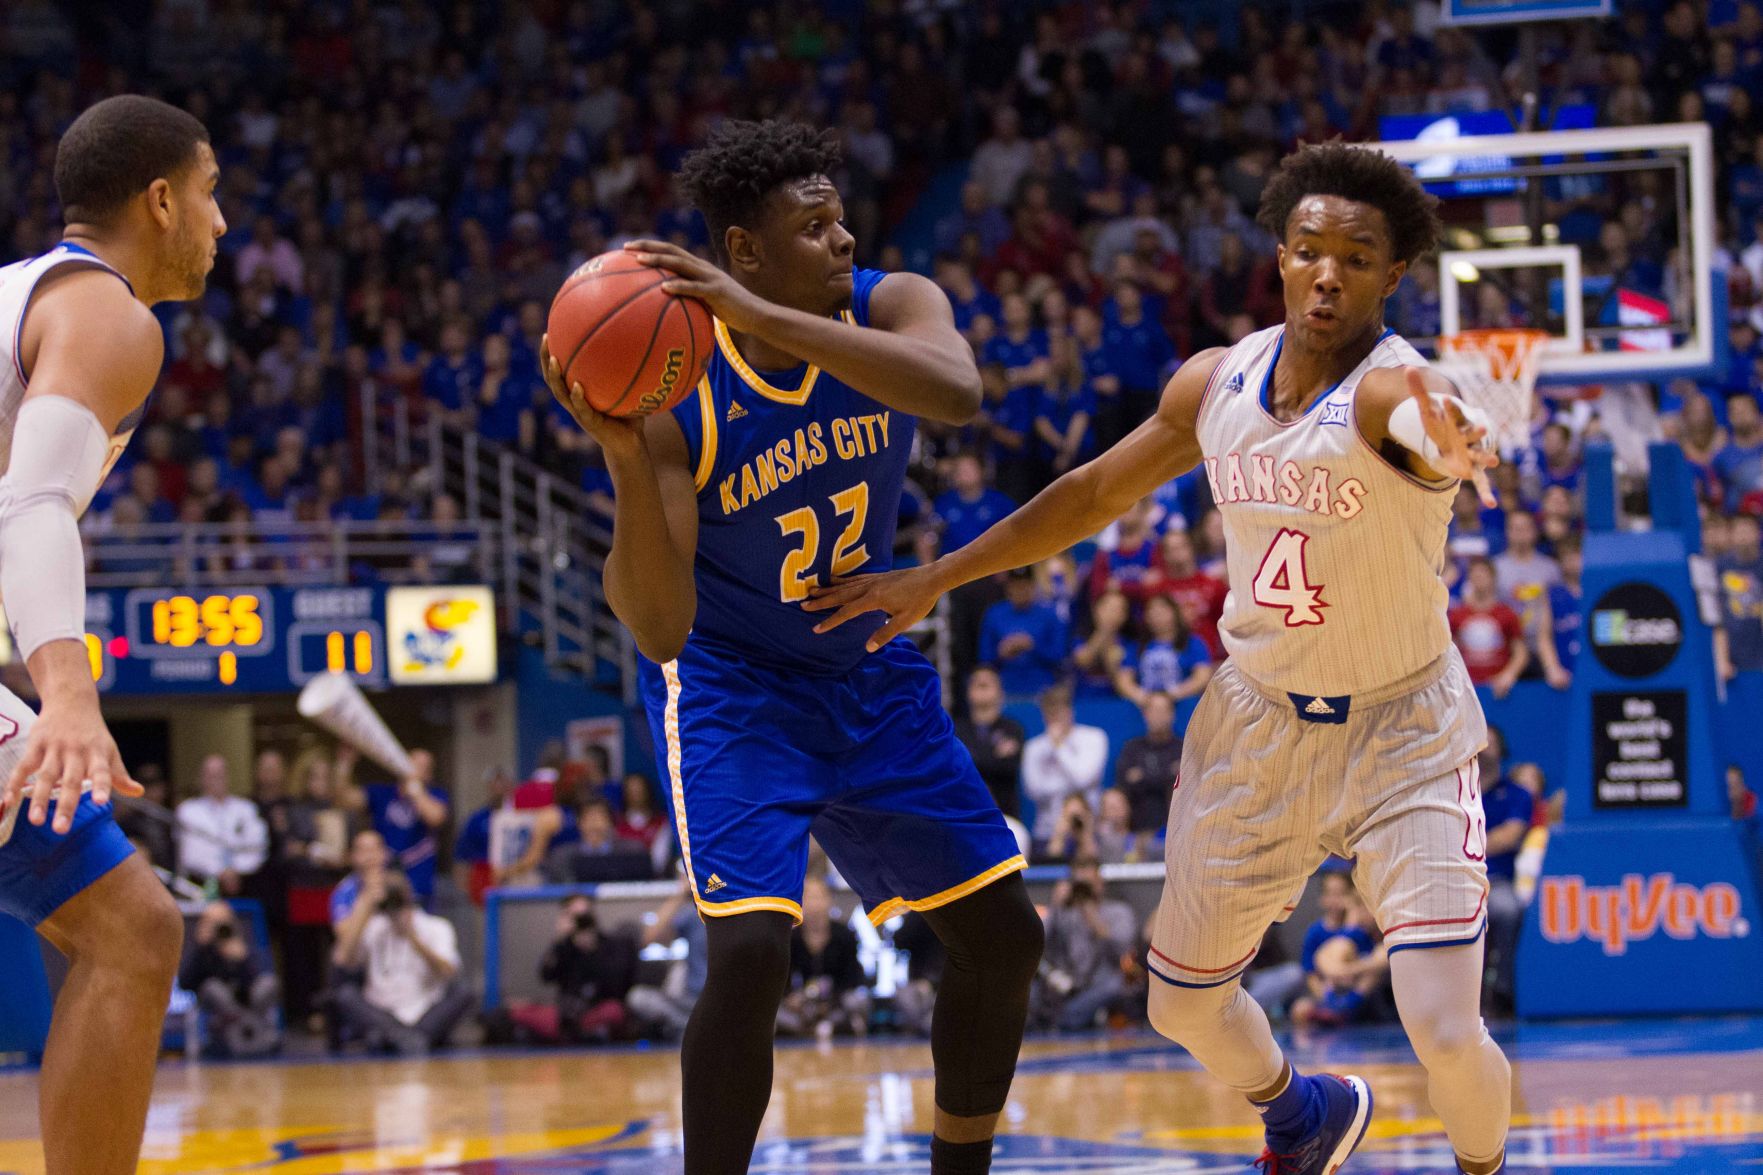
[540, 120, 1042, 1175]
[0, 96, 224, 1173]
[811, 144, 1514, 1175]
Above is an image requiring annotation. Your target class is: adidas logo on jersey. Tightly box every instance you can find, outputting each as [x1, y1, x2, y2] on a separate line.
[1224, 372, 1246, 395]
[1304, 696, 1336, 715]
[704, 874, 727, 893]
[726, 400, 748, 421]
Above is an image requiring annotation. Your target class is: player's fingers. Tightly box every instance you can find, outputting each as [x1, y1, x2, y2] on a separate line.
[28, 748, 61, 826]
[864, 613, 916, 654]
[110, 747, 143, 799]
[806, 575, 874, 604]
[812, 600, 875, 634]
[6, 739, 44, 810]
[1471, 467, 1498, 509]
[659, 280, 709, 299]
[622, 239, 667, 254]
[51, 756, 84, 834]
[86, 751, 115, 808]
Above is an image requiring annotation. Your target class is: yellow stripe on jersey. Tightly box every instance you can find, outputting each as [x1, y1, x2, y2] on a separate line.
[864, 854, 1029, 927]
[715, 318, 820, 406]
[691, 377, 718, 493]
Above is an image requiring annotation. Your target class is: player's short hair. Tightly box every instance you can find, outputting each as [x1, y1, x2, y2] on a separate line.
[678, 119, 843, 263]
[54, 95, 210, 226]
[1256, 142, 1443, 266]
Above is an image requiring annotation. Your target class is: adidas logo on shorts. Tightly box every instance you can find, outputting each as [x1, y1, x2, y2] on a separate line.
[704, 874, 727, 893]
[1288, 691, 1352, 724]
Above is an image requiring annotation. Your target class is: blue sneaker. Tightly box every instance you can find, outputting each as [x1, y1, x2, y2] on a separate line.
[1254, 1074, 1374, 1174]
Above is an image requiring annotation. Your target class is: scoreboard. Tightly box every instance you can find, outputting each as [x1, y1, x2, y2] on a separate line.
[1, 584, 498, 695]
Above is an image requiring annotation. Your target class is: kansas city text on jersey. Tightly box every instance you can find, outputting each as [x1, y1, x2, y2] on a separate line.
[717, 410, 894, 516]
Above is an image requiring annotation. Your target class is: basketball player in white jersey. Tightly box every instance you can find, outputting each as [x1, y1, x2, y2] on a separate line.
[809, 143, 1510, 1175]
[0, 95, 225, 1173]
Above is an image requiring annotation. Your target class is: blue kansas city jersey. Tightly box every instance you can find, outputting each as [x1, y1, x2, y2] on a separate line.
[669, 267, 910, 674]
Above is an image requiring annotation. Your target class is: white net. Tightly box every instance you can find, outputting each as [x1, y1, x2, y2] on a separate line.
[1433, 329, 1549, 456]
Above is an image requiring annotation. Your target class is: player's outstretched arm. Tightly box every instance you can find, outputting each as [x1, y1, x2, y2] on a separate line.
[1357, 366, 1499, 506]
[806, 350, 1226, 651]
[626, 242, 982, 424]
[542, 339, 699, 663]
[0, 270, 159, 833]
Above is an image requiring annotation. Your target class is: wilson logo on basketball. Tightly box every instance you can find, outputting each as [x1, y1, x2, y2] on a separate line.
[1539, 873, 1746, 956]
[637, 348, 686, 414]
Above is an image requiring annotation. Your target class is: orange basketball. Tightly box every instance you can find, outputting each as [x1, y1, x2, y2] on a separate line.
[546, 252, 714, 418]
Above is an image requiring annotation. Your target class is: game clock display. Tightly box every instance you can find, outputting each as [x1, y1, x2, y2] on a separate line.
[11, 584, 500, 695]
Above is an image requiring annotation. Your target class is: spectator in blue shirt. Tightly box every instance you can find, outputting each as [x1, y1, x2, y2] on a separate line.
[935, 255, 1001, 337]
[934, 452, 1017, 553]
[1102, 280, 1176, 427]
[1073, 305, 1128, 450]
[980, 360, 1041, 506]
[1289, 871, 1386, 1027]
[1715, 394, 1763, 512]
[422, 320, 480, 422]
[453, 769, 514, 906]
[980, 566, 1069, 698]
[1537, 541, 1583, 690]
[1035, 335, 1096, 482]
[1115, 595, 1213, 705]
[341, 747, 451, 908]
[1480, 728, 1536, 1008]
[474, 333, 538, 445]
[1716, 512, 1763, 680]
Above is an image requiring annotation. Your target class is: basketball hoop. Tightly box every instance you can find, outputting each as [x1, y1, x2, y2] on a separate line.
[1434, 329, 1549, 456]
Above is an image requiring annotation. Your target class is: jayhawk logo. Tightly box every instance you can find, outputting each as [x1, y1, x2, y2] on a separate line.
[400, 599, 480, 674]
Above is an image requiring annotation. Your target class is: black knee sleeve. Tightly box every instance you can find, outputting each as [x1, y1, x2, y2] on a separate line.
[681, 911, 794, 1175]
[920, 873, 1044, 1118]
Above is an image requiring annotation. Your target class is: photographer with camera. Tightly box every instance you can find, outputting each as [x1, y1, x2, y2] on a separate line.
[180, 901, 282, 1058]
[520, 895, 642, 1043]
[329, 869, 472, 1055]
[1034, 855, 1137, 1032]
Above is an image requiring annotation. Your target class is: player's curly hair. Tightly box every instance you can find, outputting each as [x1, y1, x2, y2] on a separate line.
[678, 119, 843, 263]
[1256, 141, 1443, 266]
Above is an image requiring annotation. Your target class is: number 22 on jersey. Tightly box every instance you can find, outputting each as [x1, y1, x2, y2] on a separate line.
[775, 482, 870, 602]
[1252, 528, 1327, 626]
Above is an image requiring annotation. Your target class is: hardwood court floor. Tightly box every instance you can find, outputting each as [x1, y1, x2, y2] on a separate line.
[1, 1017, 1759, 1173]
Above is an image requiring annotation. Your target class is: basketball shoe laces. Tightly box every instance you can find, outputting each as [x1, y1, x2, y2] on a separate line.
[1253, 1131, 1328, 1174]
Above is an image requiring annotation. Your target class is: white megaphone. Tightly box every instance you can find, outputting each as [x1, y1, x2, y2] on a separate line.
[296, 673, 415, 780]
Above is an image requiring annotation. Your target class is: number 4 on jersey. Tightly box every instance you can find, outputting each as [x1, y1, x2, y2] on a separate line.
[1252, 528, 1327, 626]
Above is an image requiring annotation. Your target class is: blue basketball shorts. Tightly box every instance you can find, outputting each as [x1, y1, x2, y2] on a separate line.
[0, 686, 135, 927]
[638, 637, 1025, 925]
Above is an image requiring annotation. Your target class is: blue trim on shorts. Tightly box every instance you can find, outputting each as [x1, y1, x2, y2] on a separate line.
[1384, 919, 1488, 956]
[1146, 962, 1253, 990]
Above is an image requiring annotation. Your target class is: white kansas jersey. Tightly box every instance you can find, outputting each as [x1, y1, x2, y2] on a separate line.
[0, 242, 144, 512]
[1197, 325, 1455, 697]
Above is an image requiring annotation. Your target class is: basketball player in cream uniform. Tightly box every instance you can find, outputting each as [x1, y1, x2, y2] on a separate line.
[0, 95, 225, 1174]
[810, 143, 1513, 1175]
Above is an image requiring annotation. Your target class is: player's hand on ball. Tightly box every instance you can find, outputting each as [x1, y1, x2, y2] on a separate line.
[540, 334, 645, 451]
[806, 564, 946, 652]
[623, 240, 768, 334]
[1407, 367, 1499, 508]
[4, 696, 138, 836]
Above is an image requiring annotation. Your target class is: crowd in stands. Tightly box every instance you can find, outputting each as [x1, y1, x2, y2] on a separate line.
[11, 0, 1763, 1049]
